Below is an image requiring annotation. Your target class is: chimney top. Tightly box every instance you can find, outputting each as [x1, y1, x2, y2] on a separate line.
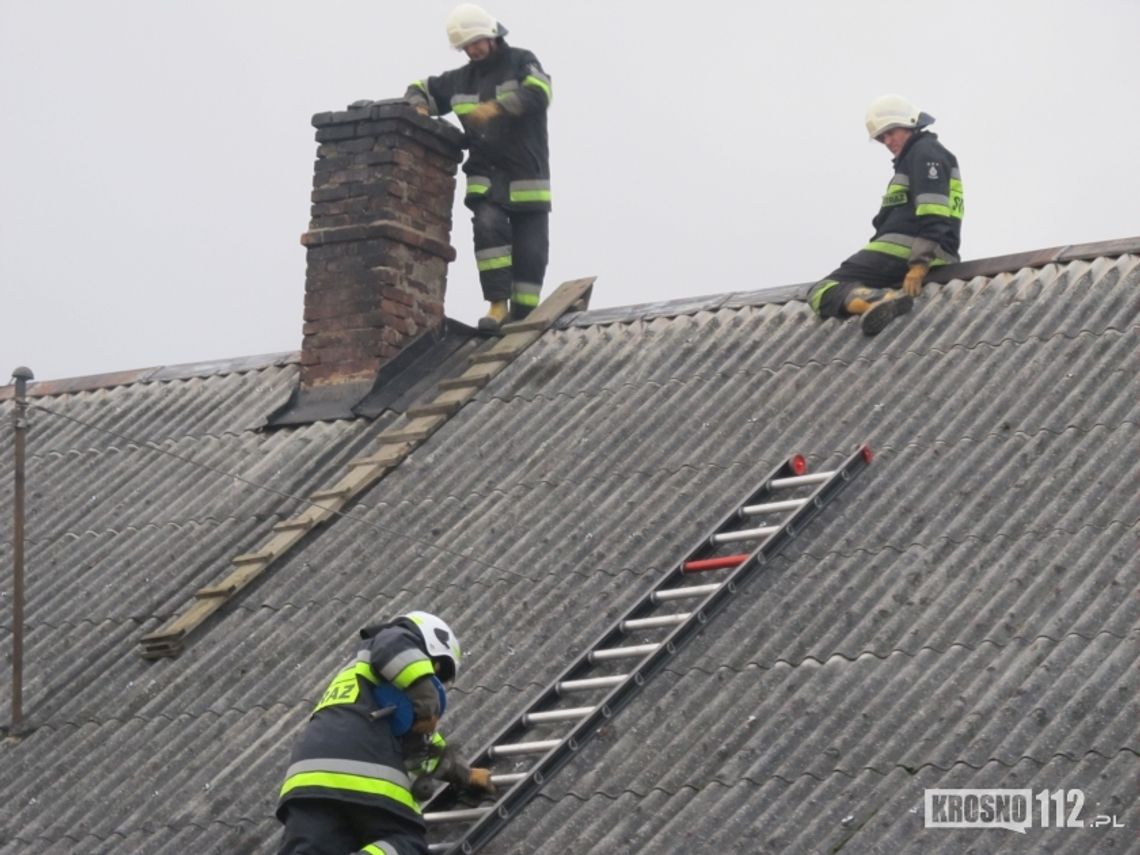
[296, 100, 465, 403]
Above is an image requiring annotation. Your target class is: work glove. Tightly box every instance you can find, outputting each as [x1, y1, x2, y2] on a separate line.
[467, 767, 495, 795]
[414, 103, 431, 116]
[410, 714, 439, 736]
[902, 263, 929, 297]
[465, 100, 504, 127]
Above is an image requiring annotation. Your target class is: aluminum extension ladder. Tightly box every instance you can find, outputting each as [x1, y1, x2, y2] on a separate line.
[423, 445, 874, 854]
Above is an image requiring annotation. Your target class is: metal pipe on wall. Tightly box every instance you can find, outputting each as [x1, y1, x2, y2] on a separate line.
[9, 366, 33, 736]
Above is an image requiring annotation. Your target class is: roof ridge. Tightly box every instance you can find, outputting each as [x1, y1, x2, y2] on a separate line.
[560, 234, 1140, 328]
[0, 351, 299, 402]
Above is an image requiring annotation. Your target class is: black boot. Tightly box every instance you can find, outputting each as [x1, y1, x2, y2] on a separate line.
[844, 286, 913, 337]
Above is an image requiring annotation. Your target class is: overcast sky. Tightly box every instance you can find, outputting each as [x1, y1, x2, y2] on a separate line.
[2, 1, 1137, 382]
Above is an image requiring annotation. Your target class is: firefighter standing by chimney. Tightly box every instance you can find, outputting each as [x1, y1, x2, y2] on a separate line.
[405, 4, 553, 335]
[807, 94, 964, 336]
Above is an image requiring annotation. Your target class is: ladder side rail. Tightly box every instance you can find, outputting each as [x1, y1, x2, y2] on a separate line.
[425, 454, 806, 812]
[440, 445, 872, 854]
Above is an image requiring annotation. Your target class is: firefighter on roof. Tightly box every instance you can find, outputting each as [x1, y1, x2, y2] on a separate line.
[276, 611, 493, 855]
[808, 94, 964, 336]
[405, 4, 553, 335]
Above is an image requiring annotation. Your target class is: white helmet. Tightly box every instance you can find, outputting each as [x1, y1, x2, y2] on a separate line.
[405, 611, 462, 682]
[446, 4, 508, 49]
[864, 93, 934, 140]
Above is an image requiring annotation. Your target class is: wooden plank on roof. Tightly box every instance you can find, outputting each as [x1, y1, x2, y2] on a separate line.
[499, 276, 595, 332]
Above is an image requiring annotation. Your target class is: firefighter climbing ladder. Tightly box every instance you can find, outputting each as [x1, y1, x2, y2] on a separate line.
[422, 444, 875, 854]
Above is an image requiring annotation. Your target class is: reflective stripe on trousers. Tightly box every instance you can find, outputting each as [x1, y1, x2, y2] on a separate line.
[471, 202, 549, 303]
[513, 281, 542, 308]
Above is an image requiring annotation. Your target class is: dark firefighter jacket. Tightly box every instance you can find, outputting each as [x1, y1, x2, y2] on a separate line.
[406, 41, 552, 212]
[276, 619, 441, 828]
[867, 130, 964, 267]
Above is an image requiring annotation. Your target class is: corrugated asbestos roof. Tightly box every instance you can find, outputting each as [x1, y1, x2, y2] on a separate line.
[1, 248, 1137, 854]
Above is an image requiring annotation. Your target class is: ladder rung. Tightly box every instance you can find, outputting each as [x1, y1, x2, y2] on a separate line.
[231, 551, 273, 565]
[770, 471, 832, 489]
[424, 807, 493, 825]
[470, 349, 516, 366]
[683, 555, 747, 572]
[557, 675, 626, 693]
[378, 423, 436, 444]
[406, 400, 462, 419]
[621, 613, 690, 631]
[711, 525, 778, 545]
[309, 487, 353, 503]
[272, 518, 315, 532]
[491, 739, 562, 758]
[523, 706, 595, 725]
[346, 448, 408, 468]
[740, 498, 807, 516]
[491, 772, 527, 786]
[589, 643, 660, 662]
[437, 373, 491, 391]
[653, 583, 720, 602]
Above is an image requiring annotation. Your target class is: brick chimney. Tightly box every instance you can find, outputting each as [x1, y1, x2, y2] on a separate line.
[299, 100, 465, 390]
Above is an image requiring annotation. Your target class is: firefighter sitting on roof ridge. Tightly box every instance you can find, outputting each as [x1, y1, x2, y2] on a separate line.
[808, 94, 964, 337]
[404, 4, 553, 336]
[276, 611, 494, 855]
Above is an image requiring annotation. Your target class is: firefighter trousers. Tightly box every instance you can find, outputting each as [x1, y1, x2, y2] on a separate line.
[471, 201, 549, 317]
[277, 797, 427, 855]
[808, 248, 910, 319]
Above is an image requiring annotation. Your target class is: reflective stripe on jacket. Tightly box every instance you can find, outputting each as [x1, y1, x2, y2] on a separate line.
[406, 42, 551, 212]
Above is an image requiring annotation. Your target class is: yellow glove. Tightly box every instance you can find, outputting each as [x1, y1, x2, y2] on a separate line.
[466, 100, 504, 127]
[468, 767, 496, 794]
[902, 263, 928, 297]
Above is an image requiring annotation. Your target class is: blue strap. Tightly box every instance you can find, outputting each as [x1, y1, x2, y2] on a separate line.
[371, 677, 447, 736]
